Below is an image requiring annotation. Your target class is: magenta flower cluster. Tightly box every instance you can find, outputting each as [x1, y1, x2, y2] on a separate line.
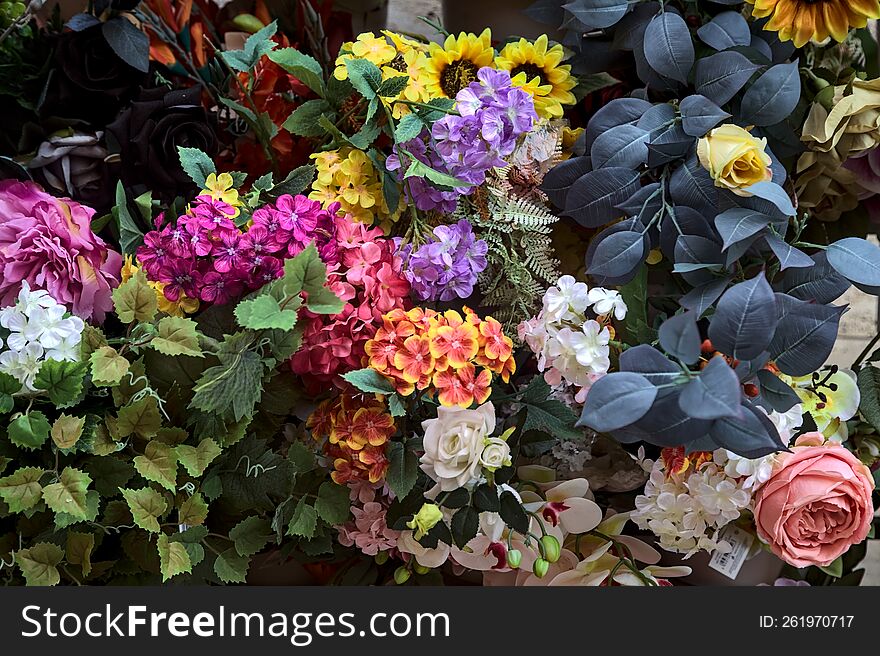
[396, 220, 488, 302]
[137, 194, 338, 306]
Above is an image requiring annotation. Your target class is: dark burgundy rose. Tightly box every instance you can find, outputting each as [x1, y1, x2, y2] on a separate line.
[43, 25, 147, 124]
[107, 86, 219, 200]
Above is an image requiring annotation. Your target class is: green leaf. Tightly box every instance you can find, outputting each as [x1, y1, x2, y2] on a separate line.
[177, 146, 216, 187]
[54, 490, 100, 529]
[394, 112, 424, 143]
[90, 346, 130, 386]
[819, 556, 843, 578]
[377, 74, 409, 98]
[0, 371, 18, 414]
[121, 487, 167, 533]
[268, 164, 317, 198]
[229, 516, 273, 557]
[8, 411, 51, 450]
[345, 58, 382, 99]
[439, 487, 469, 509]
[151, 316, 203, 357]
[473, 483, 500, 513]
[450, 506, 479, 549]
[282, 99, 332, 137]
[42, 467, 92, 519]
[0, 467, 44, 512]
[235, 294, 301, 331]
[268, 47, 326, 97]
[178, 492, 209, 526]
[51, 414, 85, 450]
[275, 243, 343, 313]
[112, 270, 158, 324]
[342, 368, 396, 394]
[858, 365, 880, 433]
[286, 499, 318, 538]
[189, 346, 264, 423]
[83, 457, 135, 497]
[114, 181, 145, 255]
[287, 441, 316, 473]
[133, 441, 178, 492]
[117, 396, 162, 441]
[402, 154, 472, 189]
[386, 441, 418, 499]
[214, 548, 250, 583]
[517, 376, 582, 441]
[220, 20, 278, 72]
[157, 533, 192, 582]
[315, 481, 351, 525]
[618, 266, 655, 344]
[499, 490, 529, 534]
[388, 393, 406, 417]
[317, 113, 381, 150]
[414, 97, 456, 122]
[66, 531, 95, 577]
[33, 359, 86, 407]
[16, 543, 64, 586]
[102, 16, 149, 72]
[175, 438, 222, 477]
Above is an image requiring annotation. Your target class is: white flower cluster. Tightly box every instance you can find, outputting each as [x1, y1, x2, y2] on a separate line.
[632, 455, 751, 557]
[0, 283, 84, 391]
[518, 276, 626, 403]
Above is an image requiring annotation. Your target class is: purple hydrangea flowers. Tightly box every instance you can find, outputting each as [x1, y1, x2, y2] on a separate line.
[397, 220, 488, 302]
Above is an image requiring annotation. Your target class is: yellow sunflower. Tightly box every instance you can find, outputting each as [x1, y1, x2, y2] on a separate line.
[747, 0, 880, 48]
[425, 28, 495, 99]
[495, 35, 576, 119]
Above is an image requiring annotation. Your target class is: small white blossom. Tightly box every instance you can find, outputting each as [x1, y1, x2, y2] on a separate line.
[587, 287, 628, 320]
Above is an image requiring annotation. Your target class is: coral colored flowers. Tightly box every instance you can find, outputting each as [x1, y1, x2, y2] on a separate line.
[365, 307, 515, 408]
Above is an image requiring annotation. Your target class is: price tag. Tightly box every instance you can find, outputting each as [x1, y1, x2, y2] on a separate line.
[708, 524, 754, 580]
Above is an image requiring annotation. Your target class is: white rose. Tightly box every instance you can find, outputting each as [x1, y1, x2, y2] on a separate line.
[420, 402, 496, 491]
[479, 437, 510, 471]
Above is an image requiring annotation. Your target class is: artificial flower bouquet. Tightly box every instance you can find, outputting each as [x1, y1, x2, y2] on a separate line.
[0, 0, 880, 588]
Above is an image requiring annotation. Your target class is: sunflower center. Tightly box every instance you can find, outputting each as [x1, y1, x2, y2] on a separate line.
[440, 59, 479, 97]
[511, 63, 546, 84]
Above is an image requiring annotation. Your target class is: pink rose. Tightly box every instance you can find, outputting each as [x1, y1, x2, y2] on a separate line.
[0, 180, 122, 323]
[754, 433, 874, 568]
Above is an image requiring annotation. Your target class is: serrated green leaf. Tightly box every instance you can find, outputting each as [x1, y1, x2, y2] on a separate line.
[90, 346, 130, 386]
[274, 243, 342, 314]
[268, 164, 316, 198]
[33, 359, 86, 407]
[157, 533, 192, 582]
[235, 295, 300, 331]
[117, 396, 162, 440]
[282, 99, 332, 137]
[42, 467, 92, 520]
[8, 412, 51, 450]
[402, 153, 472, 189]
[315, 481, 350, 525]
[518, 376, 582, 441]
[176, 146, 216, 187]
[178, 492, 209, 526]
[345, 58, 382, 99]
[214, 548, 250, 583]
[16, 543, 64, 586]
[268, 47, 325, 97]
[189, 343, 264, 423]
[377, 74, 409, 98]
[0, 371, 19, 414]
[54, 490, 100, 529]
[84, 457, 135, 497]
[51, 414, 85, 450]
[175, 438, 222, 477]
[121, 487, 167, 533]
[134, 441, 178, 492]
[386, 442, 418, 499]
[286, 498, 317, 538]
[858, 365, 880, 433]
[388, 393, 406, 417]
[170, 525, 209, 544]
[112, 270, 158, 324]
[66, 531, 94, 577]
[151, 316, 203, 358]
[341, 368, 396, 394]
[0, 467, 44, 512]
[287, 441, 316, 473]
[229, 516, 273, 557]
[394, 112, 424, 143]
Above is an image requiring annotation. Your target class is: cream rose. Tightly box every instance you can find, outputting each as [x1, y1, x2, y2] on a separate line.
[696, 124, 772, 196]
[420, 402, 496, 491]
[479, 437, 511, 471]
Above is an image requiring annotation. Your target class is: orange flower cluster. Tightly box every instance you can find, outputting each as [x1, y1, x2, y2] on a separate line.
[307, 395, 394, 484]
[365, 307, 516, 408]
[661, 447, 713, 478]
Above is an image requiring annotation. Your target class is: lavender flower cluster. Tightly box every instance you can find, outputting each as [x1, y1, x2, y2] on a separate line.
[396, 220, 488, 302]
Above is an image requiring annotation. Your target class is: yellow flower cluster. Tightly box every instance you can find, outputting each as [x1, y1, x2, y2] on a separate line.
[200, 173, 241, 217]
[121, 256, 199, 317]
[309, 148, 402, 227]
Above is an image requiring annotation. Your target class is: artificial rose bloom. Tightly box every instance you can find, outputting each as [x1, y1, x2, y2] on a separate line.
[0, 180, 122, 323]
[27, 131, 112, 211]
[407, 503, 444, 539]
[753, 433, 874, 568]
[795, 152, 866, 221]
[801, 77, 880, 163]
[697, 124, 773, 196]
[420, 402, 496, 491]
[479, 437, 511, 471]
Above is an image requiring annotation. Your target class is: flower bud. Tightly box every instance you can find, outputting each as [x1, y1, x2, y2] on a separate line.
[413, 563, 431, 575]
[232, 14, 266, 33]
[506, 549, 522, 569]
[539, 535, 561, 563]
[533, 558, 550, 578]
[394, 566, 411, 585]
[374, 551, 389, 565]
[407, 503, 443, 540]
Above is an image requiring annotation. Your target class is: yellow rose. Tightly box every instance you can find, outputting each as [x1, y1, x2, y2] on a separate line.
[407, 503, 444, 540]
[696, 124, 772, 196]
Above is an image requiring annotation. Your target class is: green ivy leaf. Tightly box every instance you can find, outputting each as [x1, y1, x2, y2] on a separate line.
[8, 411, 51, 450]
[267, 47, 326, 97]
[151, 316, 203, 358]
[176, 146, 216, 187]
[175, 438, 222, 477]
[229, 516, 273, 557]
[133, 441, 178, 492]
[0, 467, 44, 512]
[0, 371, 19, 414]
[66, 531, 95, 577]
[42, 467, 92, 519]
[315, 481, 351, 525]
[178, 492, 209, 526]
[16, 543, 64, 586]
[386, 442, 418, 499]
[189, 337, 264, 423]
[112, 270, 158, 324]
[90, 346, 130, 386]
[51, 414, 86, 450]
[235, 295, 301, 331]
[33, 359, 86, 407]
[287, 441, 316, 474]
[286, 499, 318, 539]
[342, 368, 396, 394]
[121, 487, 168, 533]
[214, 548, 250, 583]
[117, 396, 162, 440]
[157, 533, 192, 582]
[54, 490, 100, 529]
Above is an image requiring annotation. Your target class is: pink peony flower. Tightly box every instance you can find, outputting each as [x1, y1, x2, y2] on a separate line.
[753, 433, 874, 568]
[0, 180, 122, 323]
